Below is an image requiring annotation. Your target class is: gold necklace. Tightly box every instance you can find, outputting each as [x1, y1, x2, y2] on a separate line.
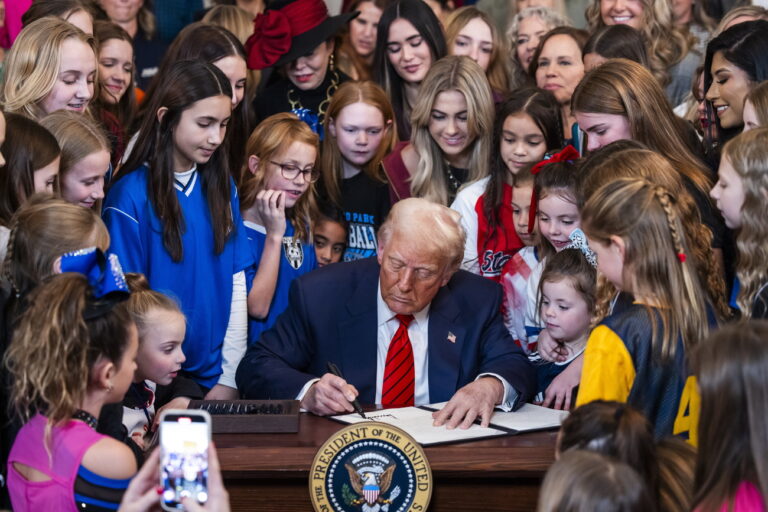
[287, 69, 340, 125]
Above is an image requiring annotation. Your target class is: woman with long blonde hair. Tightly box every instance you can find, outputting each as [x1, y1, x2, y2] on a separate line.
[710, 128, 768, 319]
[382, 55, 494, 206]
[444, 7, 510, 97]
[320, 81, 396, 261]
[2, 17, 97, 120]
[585, 0, 696, 106]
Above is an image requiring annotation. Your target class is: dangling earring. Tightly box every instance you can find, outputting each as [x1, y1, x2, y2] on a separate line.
[329, 53, 336, 72]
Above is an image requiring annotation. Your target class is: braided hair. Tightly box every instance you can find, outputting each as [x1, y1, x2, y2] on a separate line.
[581, 177, 710, 359]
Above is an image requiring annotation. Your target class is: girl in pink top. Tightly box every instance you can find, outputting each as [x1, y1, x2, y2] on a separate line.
[693, 322, 768, 512]
[5, 262, 138, 511]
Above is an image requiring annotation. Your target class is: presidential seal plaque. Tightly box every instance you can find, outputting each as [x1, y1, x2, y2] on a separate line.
[310, 422, 432, 512]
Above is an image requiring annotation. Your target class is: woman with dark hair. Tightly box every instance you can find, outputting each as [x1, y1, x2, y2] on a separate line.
[336, 0, 389, 80]
[20, 0, 94, 33]
[694, 322, 768, 512]
[93, 20, 136, 167]
[248, 0, 357, 140]
[98, 0, 167, 90]
[373, 0, 446, 140]
[0, 114, 60, 258]
[582, 24, 650, 71]
[103, 60, 253, 399]
[139, 22, 251, 181]
[529, 26, 588, 147]
[704, 20, 768, 152]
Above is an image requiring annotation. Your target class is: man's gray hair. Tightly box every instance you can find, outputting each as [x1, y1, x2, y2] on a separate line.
[378, 198, 467, 271]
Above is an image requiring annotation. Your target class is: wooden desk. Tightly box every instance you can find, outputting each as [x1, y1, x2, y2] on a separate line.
[216, 413, 557, 511]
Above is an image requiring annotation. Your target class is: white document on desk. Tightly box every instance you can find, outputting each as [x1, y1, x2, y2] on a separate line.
[426, 402, 569, 432]
[331, 406, 508, 446]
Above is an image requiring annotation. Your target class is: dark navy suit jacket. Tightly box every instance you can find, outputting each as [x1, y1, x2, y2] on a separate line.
[236, 258, 536, 406]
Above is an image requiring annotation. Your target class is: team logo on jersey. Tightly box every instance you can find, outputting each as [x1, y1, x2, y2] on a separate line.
[310, 423, 432, 512]
[480, 250, 512, 276]
[283, 237, 304, 270]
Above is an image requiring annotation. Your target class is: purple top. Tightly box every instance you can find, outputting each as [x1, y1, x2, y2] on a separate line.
[7, 414, 106, 512]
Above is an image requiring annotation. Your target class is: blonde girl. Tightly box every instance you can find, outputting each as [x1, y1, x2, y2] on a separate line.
[321, 81, 396, 261]
[577, 177, 714, 442]
[383, 55, 494, 206]
[240, 113, 319, 344]
[5, 272, 137, 510]
[122, 273, 200, 452]
[743, 81, 768, 131]
[2, 17, 97, 120]
[585, 0, 696, 106]
[445, 7, 510, 97]
[41, 111, 111, 210]
[2, 197, 111, 301]
[580, 144, 729, 322]
[711, 128, 768, 319]
[202, 5, 254, 45]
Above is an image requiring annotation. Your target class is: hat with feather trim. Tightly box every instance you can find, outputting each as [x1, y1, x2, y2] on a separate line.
[245, 0, 358, 70]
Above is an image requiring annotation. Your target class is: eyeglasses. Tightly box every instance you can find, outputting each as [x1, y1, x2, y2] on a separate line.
[270, 161, 319, 183]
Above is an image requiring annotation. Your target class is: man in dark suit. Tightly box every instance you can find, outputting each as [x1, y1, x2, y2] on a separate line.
[236, 199, 535, 428]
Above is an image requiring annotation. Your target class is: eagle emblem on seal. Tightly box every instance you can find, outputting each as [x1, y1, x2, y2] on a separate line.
[343, 452, 401, 512]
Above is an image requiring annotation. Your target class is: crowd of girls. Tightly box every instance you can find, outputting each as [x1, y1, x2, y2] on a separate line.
[1, 0, 768, 510]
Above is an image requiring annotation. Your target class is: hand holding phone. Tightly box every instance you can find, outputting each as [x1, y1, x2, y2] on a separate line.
[159, 410, 211, 511]
[117, 443, 230, 512]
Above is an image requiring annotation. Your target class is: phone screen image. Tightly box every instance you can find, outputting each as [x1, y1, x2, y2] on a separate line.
[160, 414, 209, 510]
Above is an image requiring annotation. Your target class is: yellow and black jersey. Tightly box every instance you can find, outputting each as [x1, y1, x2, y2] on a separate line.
[576, 303, 703, 445]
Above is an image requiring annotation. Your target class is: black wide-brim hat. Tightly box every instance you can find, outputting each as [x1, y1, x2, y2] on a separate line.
[245, 0, 358, 70]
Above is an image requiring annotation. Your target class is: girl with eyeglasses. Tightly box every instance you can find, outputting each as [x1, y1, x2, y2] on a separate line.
[240, 113, 319, 345]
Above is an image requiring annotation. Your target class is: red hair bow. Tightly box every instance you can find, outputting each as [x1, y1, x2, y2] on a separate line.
[527, 145, 580, 234]
[245, 10, 293, 70]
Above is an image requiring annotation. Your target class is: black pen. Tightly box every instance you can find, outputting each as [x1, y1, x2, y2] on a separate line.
[326, 362, 366, 419]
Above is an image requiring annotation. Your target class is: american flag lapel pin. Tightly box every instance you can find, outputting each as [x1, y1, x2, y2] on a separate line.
[447, 332, 456, 343]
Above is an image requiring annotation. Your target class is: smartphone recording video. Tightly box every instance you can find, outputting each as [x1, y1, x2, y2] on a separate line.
[159, 410, 211, 511]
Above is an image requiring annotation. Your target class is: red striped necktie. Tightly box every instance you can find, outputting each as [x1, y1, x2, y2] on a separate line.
[382, 314, 416, 407]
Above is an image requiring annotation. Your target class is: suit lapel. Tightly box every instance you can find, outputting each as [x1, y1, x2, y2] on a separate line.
[427, 286, 466, 403]
[338, 262, 379, 404]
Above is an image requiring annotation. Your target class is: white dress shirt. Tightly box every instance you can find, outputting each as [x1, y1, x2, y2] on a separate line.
[375, 289, 431, 405]
[298, 283, 518, 409]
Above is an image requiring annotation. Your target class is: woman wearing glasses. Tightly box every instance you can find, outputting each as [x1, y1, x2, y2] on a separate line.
[240, 113, 320, 345]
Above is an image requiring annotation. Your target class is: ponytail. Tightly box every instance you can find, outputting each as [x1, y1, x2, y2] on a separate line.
[5, 274, 133, 427]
